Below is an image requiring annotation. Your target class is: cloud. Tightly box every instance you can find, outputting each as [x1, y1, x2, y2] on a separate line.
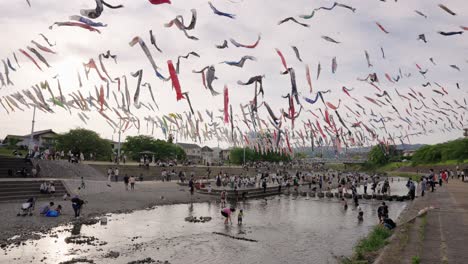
[0, 0, 466, 148]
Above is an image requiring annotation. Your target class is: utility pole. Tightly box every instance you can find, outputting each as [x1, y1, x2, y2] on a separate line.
[117, 119, 122, 164]
[29, 105, 36, 155]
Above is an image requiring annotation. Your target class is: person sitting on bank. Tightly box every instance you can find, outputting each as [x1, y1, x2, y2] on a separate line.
[45, 205, 62, 217]
[49, 183, 56, 194]
[40, 182, 49, 194]
[39, 202, 54, 215]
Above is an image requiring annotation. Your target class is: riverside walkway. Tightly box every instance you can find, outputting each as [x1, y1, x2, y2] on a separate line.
[376, 179, 468, 264]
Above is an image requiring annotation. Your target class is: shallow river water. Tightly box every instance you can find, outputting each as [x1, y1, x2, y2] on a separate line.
[1, 180, 410, 264]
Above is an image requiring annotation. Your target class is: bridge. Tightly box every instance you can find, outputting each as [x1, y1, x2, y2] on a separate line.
[303, 158, 367, 164]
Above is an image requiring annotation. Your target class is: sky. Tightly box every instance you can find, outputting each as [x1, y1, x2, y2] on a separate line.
[0, 0, 467, 149]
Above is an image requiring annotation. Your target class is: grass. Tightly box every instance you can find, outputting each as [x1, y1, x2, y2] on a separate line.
[325, 163, 346, 171]
[418, 214, 427, 241]
[412, 256, 421, 264]
[413, 159, 468, 166]
[387, 171, 422, 182]
[376, 162, 409, 172]
[342, 226, 393, 263]
[0, 147, 21, 157]
[397, 223, 411, 251]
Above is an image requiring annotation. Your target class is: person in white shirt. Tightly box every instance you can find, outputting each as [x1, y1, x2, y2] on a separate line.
[49, 183, 56, 194]
[107, 168, 112, 187]
[129, 176, 136, 190]
[114, 168, 119, 182]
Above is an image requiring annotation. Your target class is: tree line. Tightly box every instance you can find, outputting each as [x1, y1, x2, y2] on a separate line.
[54, 129, 185, 161]
[229, 147, 291, 164]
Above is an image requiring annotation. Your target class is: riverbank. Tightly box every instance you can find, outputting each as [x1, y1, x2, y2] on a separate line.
[0, 180, 216, 247]
[374, 178, 468, 264]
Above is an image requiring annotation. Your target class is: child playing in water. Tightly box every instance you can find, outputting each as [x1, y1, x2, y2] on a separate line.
[341, 198, 348, 210]
[238, 209, 244, 225]
[220, 190, 227, 207]
[221, 207, 236, 224]
[358, 207, 364, 221]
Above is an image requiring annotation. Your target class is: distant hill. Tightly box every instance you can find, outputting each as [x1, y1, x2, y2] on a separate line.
[395, 144, 426, 151]
[294, 144, 425, 158]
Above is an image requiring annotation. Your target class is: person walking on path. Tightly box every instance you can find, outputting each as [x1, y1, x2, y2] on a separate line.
[429, 169, 436, 192]
[129, 175, 136, 190]
[114, 167, 119, 182]
[421, 177, 427, 197]
[438, 170, 443, 187]
[107, 167, 112, 187]
[409, 181, 416, 200]
[123, 174, 129, 191]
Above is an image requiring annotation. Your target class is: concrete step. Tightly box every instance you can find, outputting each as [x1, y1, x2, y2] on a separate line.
[0, 192, 68, 202]
[0, 188, 67, 195]
[0, 157, 33, 178]
[0, 180, 69, 202]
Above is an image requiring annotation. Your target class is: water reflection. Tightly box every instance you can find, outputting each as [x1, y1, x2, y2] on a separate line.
[1, 179, 410, 264]
[71, 222, 82, 236]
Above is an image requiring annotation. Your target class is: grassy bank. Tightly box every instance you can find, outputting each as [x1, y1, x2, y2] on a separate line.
[342, 225, 393, 263]
[387, 171, 421, 182]
[0, 147, 21, 157]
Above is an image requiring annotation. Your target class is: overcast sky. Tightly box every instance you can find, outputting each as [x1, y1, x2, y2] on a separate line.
[0, 0, 467, 148]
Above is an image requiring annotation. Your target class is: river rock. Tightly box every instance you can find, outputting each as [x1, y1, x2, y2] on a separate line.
[64, 236, 107, 246]
[104, 251, 120, 258]
[184, 216, 212, 223]
[58, 257, 95, 264]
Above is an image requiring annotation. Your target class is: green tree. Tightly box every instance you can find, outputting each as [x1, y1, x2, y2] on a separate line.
[229, 147, 291, 164]
[412, 138, 468, 164]
[55, 128, 112, 160]
[122, 135, 186, 161]
[6, 138, 21, 149]
[367, 144, 400, 166]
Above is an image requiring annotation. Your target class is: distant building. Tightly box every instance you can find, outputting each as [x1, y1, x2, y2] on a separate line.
[402, 150, 416, 157]
[464, 128, 468, 138]
[108, 140, 119, 152]
[201, 146, 214, 165]
[3, 129, 58, 150]
[177, 143, 202, 163]
[219, 149, 231, 161]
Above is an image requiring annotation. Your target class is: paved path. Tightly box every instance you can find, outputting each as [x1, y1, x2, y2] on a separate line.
[377, 179, 468, 264]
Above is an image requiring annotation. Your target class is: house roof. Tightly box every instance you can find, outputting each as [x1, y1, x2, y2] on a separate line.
[23, 129, 57, 138]
[3, 130, 57, 142]
[201, 146, 213, 152]
[177, 143, 201, 149]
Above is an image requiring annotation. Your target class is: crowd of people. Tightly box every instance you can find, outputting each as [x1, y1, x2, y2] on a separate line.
[39, 181, 56, 194]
